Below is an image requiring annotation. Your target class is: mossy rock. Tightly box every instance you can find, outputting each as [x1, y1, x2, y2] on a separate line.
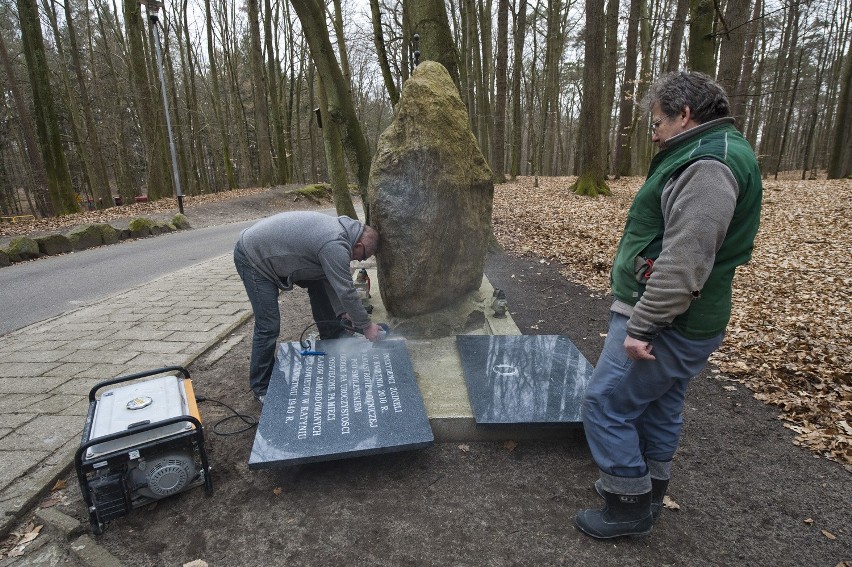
[150, 220, 172, 236]
[8, 236, 40, 262]
[67, 224, 105, 250]
[296, 184, 333, 203]
[171, 213, 191, 229]
[96, 223, 120, 245]
[128, 217, 155, 238]
[35, 234, 72, 255]
[0, 249, 10, 268]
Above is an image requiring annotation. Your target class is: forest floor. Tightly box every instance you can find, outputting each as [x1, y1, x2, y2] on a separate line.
[1, 175, 850, 566]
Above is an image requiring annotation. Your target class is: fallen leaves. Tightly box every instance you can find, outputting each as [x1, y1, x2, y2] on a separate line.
[493, 175, 852, 466]
[0, 522, 42, 558]
[0, 188, 272, 238]
[662, 495, 680, 511]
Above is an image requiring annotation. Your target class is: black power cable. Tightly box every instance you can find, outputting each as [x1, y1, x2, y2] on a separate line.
[196, 396, 258, 436]
[298, 319, 356, 349]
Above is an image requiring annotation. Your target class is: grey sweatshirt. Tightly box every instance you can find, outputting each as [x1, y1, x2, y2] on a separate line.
[237, 211, 371, 329]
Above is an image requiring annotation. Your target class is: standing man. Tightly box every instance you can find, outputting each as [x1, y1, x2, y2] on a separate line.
[234, 211, 382, 404]
[576, 71, 762, 538]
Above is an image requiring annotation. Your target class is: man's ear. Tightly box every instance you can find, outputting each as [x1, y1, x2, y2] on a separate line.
[682, 106, 693, 125]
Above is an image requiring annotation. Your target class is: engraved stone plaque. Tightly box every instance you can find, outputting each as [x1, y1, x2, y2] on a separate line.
[249, 338, 434, 468]
[456, 335, 594, 424]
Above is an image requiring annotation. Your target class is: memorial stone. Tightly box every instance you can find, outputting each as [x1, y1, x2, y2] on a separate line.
[456, 335, 594, 424]
[249, 338, 434, 468]
[369, 61, 493, 322]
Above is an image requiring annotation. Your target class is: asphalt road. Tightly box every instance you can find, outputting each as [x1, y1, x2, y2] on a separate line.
[0, 220, 255, 336]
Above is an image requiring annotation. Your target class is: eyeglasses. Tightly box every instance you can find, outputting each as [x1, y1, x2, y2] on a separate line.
[649, 117, 663, 134]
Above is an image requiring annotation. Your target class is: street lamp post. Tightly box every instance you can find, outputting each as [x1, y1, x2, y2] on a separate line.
[140, 0, 184, 214]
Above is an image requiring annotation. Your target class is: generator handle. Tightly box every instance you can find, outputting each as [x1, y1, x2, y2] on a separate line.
[87, 366, 191, 402]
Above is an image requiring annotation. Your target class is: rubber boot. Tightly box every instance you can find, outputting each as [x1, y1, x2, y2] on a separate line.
[650, 478, 669, 521]
[576, 489, 653, 539]
[595, 477, 669, 521]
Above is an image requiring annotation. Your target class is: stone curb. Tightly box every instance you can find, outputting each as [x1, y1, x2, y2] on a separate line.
[69, 535, 125, 567]
[0, 214, 190, 267]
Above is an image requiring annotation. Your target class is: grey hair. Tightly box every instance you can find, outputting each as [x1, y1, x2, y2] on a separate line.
[644, 71, 730, 123]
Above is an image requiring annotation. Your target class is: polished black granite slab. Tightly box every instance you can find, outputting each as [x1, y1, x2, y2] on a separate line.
[457, 335, 594, 424]
[249, 338, 433, 468]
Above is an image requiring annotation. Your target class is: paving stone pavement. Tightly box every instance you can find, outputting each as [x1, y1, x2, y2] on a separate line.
[0, 254, 251, 538]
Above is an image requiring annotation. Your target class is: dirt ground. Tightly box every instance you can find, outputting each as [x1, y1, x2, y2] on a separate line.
[15, 190, 852, 565]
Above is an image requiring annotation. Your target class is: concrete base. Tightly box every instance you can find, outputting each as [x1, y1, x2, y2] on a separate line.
[360, 266, 582, 442]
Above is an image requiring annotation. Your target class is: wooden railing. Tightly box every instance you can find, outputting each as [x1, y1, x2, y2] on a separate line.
[0, 215, 36, 224]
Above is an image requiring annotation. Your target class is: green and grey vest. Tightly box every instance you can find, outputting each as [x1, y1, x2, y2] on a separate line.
[611, 122, 762, 339]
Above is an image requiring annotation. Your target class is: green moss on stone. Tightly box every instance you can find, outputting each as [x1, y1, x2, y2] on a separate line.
[67, 224, 105, 250]
[171, 213, 191, 229]
[128, 217, 155, 238]
[95, 223, 119, 245]
[8, 236, 40, 261]
[35, 234, 72, 255]
[296, 184, 332, 203]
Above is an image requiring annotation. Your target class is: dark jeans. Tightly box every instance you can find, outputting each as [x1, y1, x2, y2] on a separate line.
[297, 280, 348, 340]
[234, 245, 280, 396]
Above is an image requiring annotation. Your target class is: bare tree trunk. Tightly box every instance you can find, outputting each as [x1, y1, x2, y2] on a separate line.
[664, 0, 688, 71]
[266, 0, 290, 184]
[316, 74, 358, 218]
[688, 0, 715, 74]
[478, 0, 494, 163]
[204, 0, 235, 189]
[773, 46, 804, 178]
[58, 0, 111, 204]
[716, 0, 751, 108]
[615, 0, 641, 178]
[539, 0, 562, 176]
[290, 0, 373, 221]
[571, 0, 611, 196]
[248, 0, 273, 185]
[16, 0, 77, 214]
[602, 0, 620, 174]
[732, 0, 762, 122]
[406, 0, 462, 89]
[0, 33, 51, 216]
[828, 38, 852, 178]
[801, 15, 833, 180]
[492, 0, 509, 183]
[465, 0, 484, 147]
[370, 0, 400, 105]
[177, 0, 203, 195]
[126, 0, 171, 200]
[509, 0, 528, 179]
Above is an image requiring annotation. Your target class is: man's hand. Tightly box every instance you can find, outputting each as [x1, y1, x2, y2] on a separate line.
[362, 323, 382, 342]
[624, 335, 656, 360]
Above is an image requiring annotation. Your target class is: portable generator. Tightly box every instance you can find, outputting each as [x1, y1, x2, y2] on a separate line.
[75, 366, 212, 534]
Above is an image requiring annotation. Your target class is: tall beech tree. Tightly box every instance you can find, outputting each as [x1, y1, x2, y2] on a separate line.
[16, 0, 77, 214]
[570, 0, 610, 196]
